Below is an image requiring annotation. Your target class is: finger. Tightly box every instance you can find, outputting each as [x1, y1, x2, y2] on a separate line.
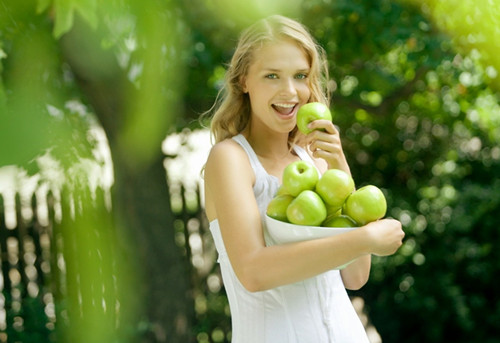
[307, 119, 338, 134]
[309, 128, 341, 146]
[311, 148, 335, 161]
[310, 139, 340, 153]
[310, 129, 343, 148]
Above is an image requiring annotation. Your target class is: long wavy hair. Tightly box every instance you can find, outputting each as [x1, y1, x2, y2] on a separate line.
[205, 15, 330, 145]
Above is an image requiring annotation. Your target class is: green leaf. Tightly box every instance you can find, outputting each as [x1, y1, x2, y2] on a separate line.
[36, 0, 52, 14]
[53, 0, 74, 38]
[52, 0, 98, 38]
[75, 0, 98, 30]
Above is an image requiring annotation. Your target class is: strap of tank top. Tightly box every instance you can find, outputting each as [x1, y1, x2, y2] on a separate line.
[231, 134, 267, 175]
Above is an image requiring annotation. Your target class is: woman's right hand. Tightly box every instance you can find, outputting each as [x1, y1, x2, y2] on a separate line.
[363, 218, 405, 256]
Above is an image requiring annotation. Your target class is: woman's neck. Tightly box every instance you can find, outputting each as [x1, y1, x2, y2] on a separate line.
[243, 127, 291, 160]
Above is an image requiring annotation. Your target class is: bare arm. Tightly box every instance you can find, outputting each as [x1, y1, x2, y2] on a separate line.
[205, 140, 404, 292]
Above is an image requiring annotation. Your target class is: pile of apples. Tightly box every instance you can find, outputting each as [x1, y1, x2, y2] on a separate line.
[266, 161, 387, 227]
[266, 102, 387, 228]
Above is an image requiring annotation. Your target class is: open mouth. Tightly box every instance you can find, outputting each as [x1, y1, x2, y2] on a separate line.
[272, 103, 297, 117]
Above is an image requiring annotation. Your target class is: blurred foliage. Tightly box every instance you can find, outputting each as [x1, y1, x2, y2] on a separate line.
[1, 0, 191, 342]
[1, 0, 500, 342]
[0, 0, 95, 170]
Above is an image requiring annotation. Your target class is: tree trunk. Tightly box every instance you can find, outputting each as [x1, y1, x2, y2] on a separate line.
[112, 151, 193, 342]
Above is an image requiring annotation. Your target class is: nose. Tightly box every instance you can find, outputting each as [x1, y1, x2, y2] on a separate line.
[279, 77, 298, 96]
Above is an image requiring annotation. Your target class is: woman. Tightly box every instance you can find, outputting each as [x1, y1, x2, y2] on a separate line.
[203, 15, 404, 342]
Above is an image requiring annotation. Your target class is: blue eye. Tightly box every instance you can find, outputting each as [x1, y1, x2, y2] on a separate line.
[295, 73, 308, 80]
[265, 74, 278, 79]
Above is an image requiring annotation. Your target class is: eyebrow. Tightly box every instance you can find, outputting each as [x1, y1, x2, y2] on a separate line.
[262, 68, 310, 73]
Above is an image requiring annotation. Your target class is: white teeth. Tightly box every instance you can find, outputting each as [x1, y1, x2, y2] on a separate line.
[274, 103, 295, 108]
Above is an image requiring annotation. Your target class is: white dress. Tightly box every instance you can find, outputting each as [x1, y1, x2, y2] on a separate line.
[209, 134, 370, 343]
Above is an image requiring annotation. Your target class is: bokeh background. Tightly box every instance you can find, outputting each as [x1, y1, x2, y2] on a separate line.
[1, 0, 499, 342]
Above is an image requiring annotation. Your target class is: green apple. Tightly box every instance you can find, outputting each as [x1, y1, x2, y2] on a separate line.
[322, 214, 357, 228]
[296, 102, 333, 135]
[276, 185, 290, 196]
[343, 185, 387, 225]
[266, 194, 295, 222]
[315, 169, 355, 210]
[326, 205, 342, 218]
[286, 190, 327, 226]
[282, 160, 319, 197]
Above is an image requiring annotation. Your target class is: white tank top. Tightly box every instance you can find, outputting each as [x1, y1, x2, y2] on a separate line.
[208, 134, 370, 343]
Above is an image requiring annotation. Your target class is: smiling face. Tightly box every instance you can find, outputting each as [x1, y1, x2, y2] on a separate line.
[242, 39, 311, 135]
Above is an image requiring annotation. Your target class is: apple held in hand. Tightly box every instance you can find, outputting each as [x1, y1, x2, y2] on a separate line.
[296, 102, 333, 134]
[266, 194, 295, 222]
[282, 160, 319, 197]
[286, 190, 327, 226]
[322, 214, 357, 228]
[343, 185, 387, 225]
[315, 169, 355, 211]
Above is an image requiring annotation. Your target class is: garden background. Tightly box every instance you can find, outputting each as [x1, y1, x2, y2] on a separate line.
[0, 0, 499, 342]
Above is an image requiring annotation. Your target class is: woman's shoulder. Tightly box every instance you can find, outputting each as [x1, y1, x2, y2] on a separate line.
[206, 137, 251, 174]
[205, 137, 256, 197]
[208, 137, 245, 161]
[204, 137, 254, 221]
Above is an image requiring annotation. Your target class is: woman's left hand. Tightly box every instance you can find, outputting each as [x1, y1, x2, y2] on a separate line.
[305, 119, 350, 173]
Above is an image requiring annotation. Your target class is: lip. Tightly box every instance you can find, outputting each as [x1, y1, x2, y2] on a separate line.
[272, 102, 299, 119]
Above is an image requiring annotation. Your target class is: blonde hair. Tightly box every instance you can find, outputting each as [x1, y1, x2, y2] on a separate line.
[206, 15, 330, 144]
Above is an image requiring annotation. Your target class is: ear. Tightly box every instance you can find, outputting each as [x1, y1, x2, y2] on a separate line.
[240, 76, 248, 93]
